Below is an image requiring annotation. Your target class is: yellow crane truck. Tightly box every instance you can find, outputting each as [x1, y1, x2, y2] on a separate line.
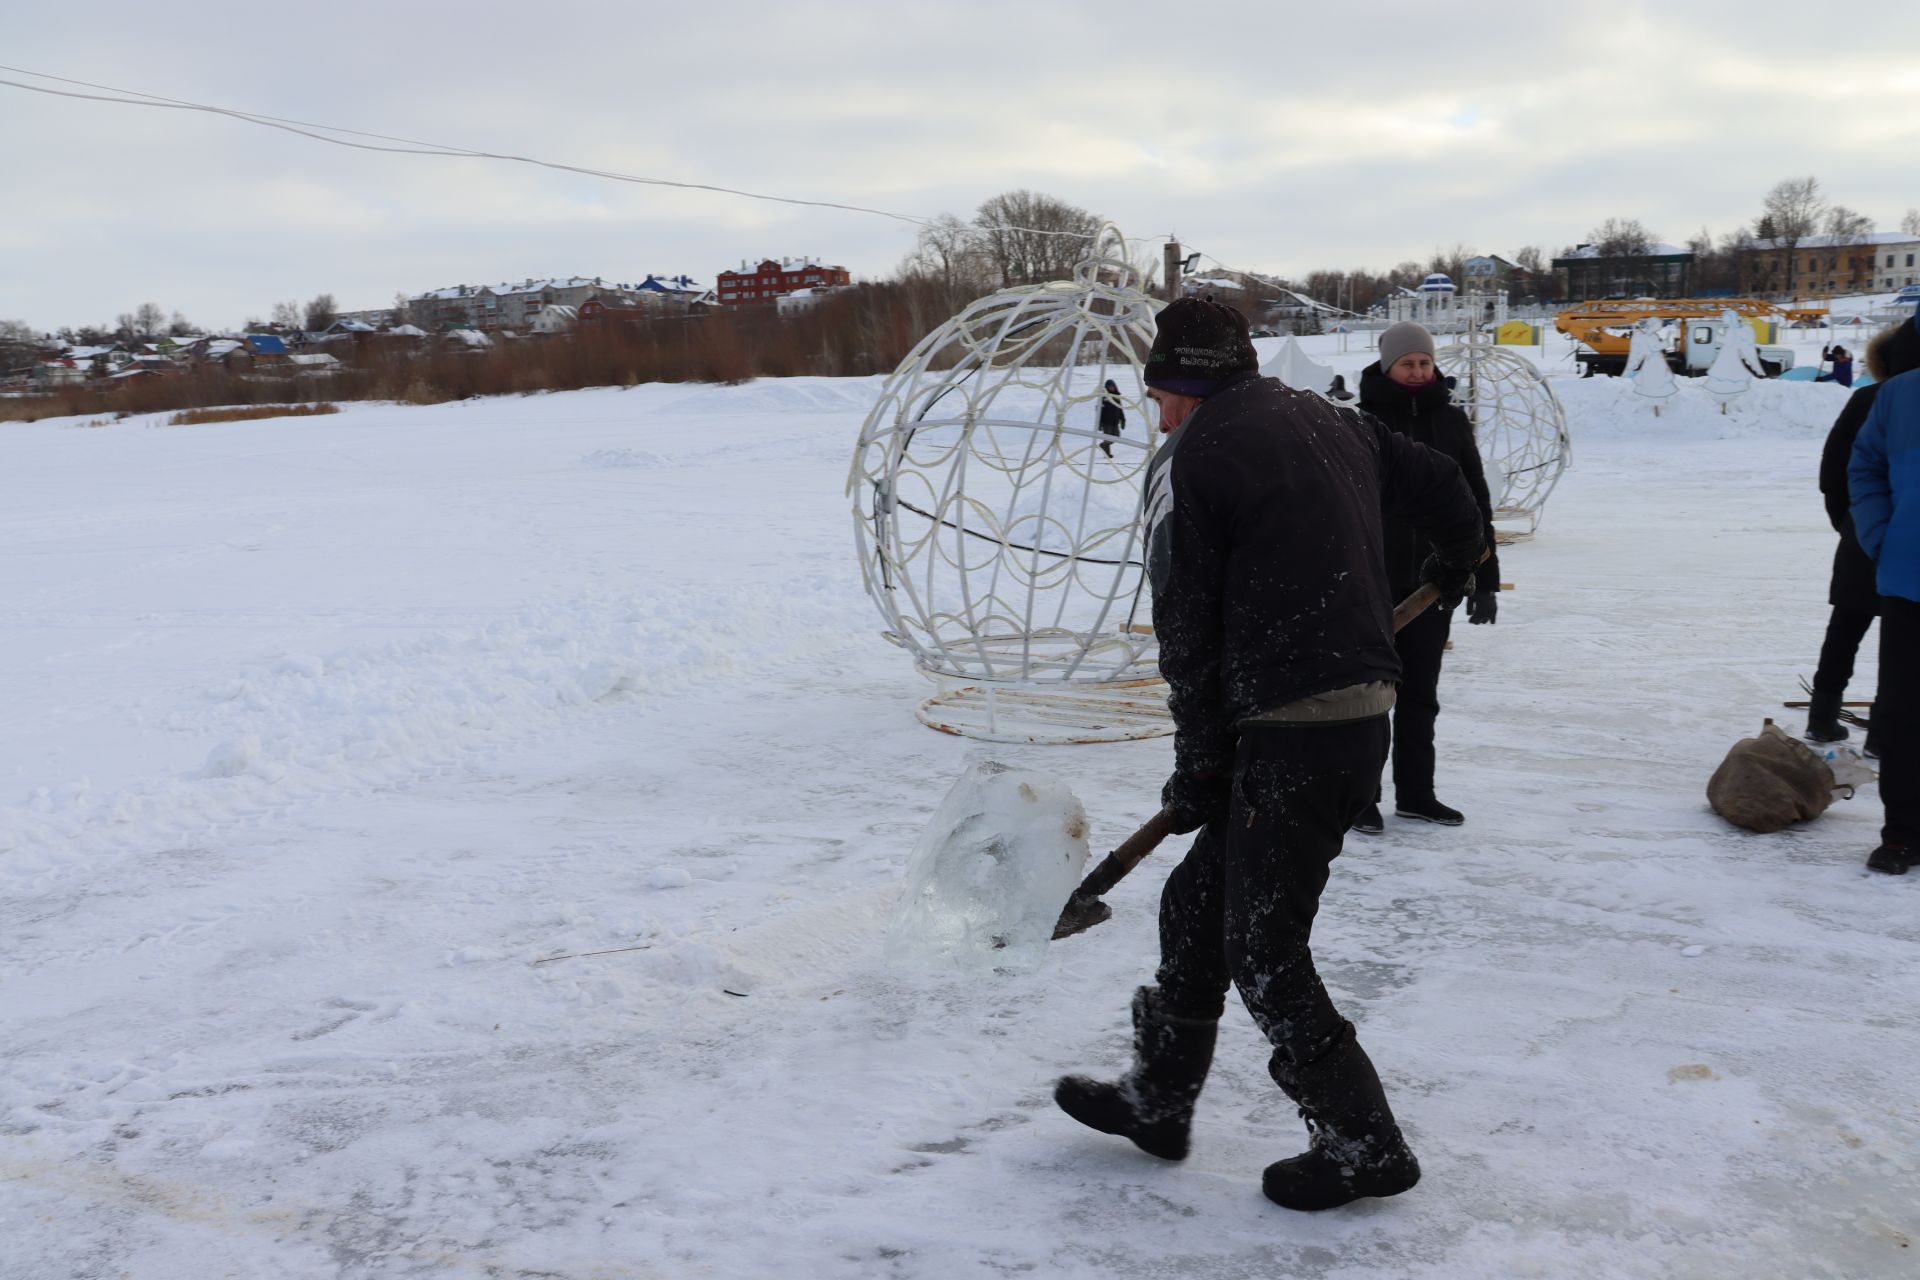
[1554, 299, 1805, 378]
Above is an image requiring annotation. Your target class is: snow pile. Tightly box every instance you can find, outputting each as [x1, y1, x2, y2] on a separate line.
[886, 759, 1090, 972]
[1550, 371, 1851, 442]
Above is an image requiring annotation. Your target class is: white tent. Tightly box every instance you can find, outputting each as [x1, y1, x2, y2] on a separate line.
[1259, 336, 1338, 397]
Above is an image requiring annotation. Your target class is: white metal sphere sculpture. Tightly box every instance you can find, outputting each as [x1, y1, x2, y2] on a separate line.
[1437, 338, 1571, 536]
[848, 226, 1166, 737]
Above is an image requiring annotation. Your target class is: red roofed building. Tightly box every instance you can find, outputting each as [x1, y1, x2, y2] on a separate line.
[715, 257, 850, 307]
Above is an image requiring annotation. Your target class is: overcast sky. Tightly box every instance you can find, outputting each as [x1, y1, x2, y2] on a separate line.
[6, 1, 1919, 332]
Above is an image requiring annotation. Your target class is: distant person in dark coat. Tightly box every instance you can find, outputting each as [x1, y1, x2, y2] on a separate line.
[1097, 378, 1126, 458]
[1808, 320, 1920, 748]
[1848, 313, 1920, 875]
[1817, 344, 1855, 387]
[1351, 321, 1501, 831]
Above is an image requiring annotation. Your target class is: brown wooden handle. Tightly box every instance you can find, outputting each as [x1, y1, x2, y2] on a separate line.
[1392, 547, 1492, 633]
[1074, 808, 1179, 900]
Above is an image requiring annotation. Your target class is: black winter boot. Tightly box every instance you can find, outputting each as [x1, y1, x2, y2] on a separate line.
[1867, 843, 1915, 875]
[1262, 1021, 1421, 1211]
[1805, 691, 1849, 744]
[1352, 803, 1385, 835]
[1055, 986, 1218, 1161]
[1395, 795, 1464, 825]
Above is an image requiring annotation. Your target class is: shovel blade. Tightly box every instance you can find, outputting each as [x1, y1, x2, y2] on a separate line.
[1052, 891, 1112, 940]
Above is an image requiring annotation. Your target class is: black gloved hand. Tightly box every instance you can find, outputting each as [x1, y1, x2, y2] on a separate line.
[1418, 551, 1481, 609]
[1466, 589, 1498, 625]
[1161, 762, 1232, 835]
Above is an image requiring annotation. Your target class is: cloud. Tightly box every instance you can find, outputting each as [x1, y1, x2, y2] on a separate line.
[4, 0, 1920, 329]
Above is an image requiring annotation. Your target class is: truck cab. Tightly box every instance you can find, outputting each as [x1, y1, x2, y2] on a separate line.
[1674, 320, 1794, 377]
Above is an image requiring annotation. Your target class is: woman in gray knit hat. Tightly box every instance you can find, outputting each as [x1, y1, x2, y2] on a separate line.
[1354, 321, 1502, 831]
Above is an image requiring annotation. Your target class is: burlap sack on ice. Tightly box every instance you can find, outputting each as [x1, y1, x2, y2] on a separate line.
[1706, 723, 1836, 833]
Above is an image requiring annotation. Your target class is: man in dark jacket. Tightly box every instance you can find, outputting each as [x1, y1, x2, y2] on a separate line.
[1808, 319, 1920, 747]
[1054, 299, 1486, 1210]
[1849, 313, 1920, 875]
[1353, 321, 1502, 829]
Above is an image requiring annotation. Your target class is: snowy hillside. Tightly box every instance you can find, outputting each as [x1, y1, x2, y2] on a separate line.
[2, 355, 1913, 1279]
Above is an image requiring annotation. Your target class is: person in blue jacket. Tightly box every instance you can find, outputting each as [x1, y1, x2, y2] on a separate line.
[1816, 344, 1854, 387]
[1848, 313, 1920, 875]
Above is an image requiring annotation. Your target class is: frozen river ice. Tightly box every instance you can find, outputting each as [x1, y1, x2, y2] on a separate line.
[1, 352, 1913, 1279]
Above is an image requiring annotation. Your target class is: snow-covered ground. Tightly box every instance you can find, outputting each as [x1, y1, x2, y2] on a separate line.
[3, 355, 1914, 1280]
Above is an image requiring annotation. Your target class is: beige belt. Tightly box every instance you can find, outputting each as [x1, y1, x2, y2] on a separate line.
[1240, 681, 1395, 728]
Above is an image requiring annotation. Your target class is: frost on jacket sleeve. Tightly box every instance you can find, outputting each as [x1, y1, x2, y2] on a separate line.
[1145, 439, 1234, 767]
[1375, 419, 1485, 568]
[1848, 393, 1892, 561]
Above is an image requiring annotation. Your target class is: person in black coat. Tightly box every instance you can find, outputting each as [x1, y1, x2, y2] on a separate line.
[1053, 299, 1486, 1211]
[1097, 378, 1125, 457]
[1808, 318, 1920, 748]
[1352, 321, 1501, 830]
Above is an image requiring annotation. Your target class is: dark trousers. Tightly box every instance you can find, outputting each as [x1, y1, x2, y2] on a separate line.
[1813, 605, 1876, 696]
[1880, 596, 1918, 846]
[1154, 718, 1389, 1067]
[1386, 604, 1451, 803]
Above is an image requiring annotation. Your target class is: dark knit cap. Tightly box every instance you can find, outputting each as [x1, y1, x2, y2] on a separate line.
[1144, 298, 1257, 397]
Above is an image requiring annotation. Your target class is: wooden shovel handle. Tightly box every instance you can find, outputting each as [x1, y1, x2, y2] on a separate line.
[1392, 547, 1493, 633]
[1075, 808, 1179, 900]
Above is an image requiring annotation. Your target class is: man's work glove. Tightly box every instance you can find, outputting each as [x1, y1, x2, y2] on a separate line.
[1466, 589, 1498, 625]
[1418, 551, 1481, 609]
[1161, 758, 1232, 835]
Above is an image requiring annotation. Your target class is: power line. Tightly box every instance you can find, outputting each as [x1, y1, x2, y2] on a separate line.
[0, 64, 1159, 248]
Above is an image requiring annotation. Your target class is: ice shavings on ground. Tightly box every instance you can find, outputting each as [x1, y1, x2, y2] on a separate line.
[1, 351, 1914, 1279]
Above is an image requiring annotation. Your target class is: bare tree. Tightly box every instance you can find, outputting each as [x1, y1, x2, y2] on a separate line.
[303, 293, 338, 331]
[270, 300, 302, 331]
[1824, 205, 1874, 244]
[973, 190, 1100, 288]
[168, 311, 196, 337]
[1587, 218, 1655, 258]
[132, 302, 166, 340]
[0, 319, 40, 370]
[904, 213, 995, 297]
[390, 291, 415, 327]
[1904, 208, 1920, 236]
[1388, 260, 1425, 291]
[1760, 176, 1825, 294]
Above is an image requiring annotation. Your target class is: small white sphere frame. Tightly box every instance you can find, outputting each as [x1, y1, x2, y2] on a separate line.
[1437, 334, 1571, 539]
[848, 224, 1173, 743]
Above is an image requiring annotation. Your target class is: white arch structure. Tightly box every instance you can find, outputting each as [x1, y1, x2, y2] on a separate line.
[1437, 338, 1572, 538]
[847, 225, 1172, 741]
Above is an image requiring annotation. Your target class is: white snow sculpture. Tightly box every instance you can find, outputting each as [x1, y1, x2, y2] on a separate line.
[1260, 336, 1338, 397]
[1625, 318, 1677, 406]
[849, 224, 1171, 742]
[1704, 309, 1764, 405]
[1436, 336, 1571, 537]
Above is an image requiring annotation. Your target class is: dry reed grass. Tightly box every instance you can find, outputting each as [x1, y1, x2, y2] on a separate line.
[170, 403, 341, 426]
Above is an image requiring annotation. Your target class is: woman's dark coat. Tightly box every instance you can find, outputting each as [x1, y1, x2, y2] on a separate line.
[1357, 362, 1501, 599]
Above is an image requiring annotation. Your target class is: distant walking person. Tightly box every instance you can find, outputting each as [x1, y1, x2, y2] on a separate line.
[1808, 320, 1919, 748]
[1353, 322, 1501, 831]
[1097, 378, 1126, 458]
[1848, 313, 1920, 876]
